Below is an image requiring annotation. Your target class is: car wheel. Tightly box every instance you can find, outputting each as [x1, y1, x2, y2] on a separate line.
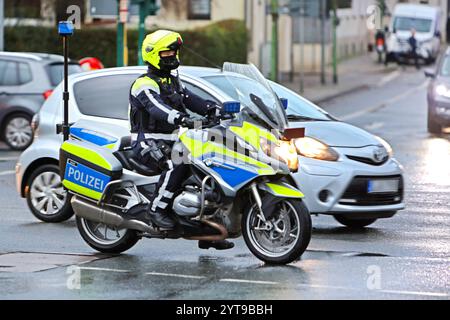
[334, 216, 377, 229]
[428, 111, 442, 134]
[26, 164, 74, 223]
[3, 113, 33, 151]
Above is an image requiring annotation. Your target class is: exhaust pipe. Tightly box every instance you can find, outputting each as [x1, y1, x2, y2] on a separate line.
[184, 220, 228, 242]
[71, 196, 152, 233]
[72, 196, 228, 241]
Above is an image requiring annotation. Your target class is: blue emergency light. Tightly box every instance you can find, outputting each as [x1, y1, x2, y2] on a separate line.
[58, 21, 74, 36]
[280, 98, 289, 110]
[223, 101, 241, 114]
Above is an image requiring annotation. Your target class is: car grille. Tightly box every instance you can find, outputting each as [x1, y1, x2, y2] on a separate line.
[339, 175, 404, 206]
[346, 155, 389, 166]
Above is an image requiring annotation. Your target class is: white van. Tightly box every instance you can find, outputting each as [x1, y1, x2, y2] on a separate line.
[386, 3, 442, 65]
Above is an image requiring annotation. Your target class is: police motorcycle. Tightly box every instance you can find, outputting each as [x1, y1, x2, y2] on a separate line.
[60, 63, 311, 264]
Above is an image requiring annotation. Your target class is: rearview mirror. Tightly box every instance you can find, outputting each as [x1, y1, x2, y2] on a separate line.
[424, 69, 436, 78]
[222, 101, 241, 114]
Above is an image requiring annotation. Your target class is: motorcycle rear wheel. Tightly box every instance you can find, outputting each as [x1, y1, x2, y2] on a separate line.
[242, 199, 311, 265]
[76, 216, 140, 254]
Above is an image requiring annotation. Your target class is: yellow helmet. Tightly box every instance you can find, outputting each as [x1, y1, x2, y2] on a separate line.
[141, 30, 183, 71]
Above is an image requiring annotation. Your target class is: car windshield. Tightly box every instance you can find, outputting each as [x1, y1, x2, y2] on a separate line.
[270, 82, 332, 121]
[203, 63, 288, 131]
[394, 17, 433, 33]
[48, 63, 83, 86]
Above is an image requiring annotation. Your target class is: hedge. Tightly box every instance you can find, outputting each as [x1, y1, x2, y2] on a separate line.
[5, 19, 248, 68]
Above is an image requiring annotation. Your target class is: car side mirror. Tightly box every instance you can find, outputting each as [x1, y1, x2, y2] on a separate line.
[424, 69, 436, 78]
[435, 31, 441, 38]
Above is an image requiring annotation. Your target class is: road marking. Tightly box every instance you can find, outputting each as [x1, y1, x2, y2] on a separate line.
[378, 289, 449, 298]
[220, 278, 280, 285]
[0, 170, 15, 176]
[341, 81, 428, 121]
[376, 70, 401, 88]
[146, 272, 206, 279]
[79, 267, 130, 273]
[0, 157, 18, 161]
[364, 122, 385, 131]
[71, 268, 449, 298]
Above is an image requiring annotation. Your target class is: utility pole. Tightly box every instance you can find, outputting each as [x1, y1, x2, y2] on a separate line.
[270, 0, 279, 82]
[134, 0, 158, 65]
[299, 0, 305, 93]
[332, 0, 338, 84]
[117, 0, 129, 67]
[320, 0, 326, 85]
[0, 0, 4, 51]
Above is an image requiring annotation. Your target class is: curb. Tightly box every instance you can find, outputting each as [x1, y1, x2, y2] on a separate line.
[309, 84, 370, 104]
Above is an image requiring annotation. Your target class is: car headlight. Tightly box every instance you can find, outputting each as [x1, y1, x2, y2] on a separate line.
[374, 136, 393, 157]
[260, 138, 299, 171]
[294, 137, 339, 161]
[435, 84, 450, 98]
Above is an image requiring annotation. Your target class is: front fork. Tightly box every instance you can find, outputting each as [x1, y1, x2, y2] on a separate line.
[250, 183, 273, 232]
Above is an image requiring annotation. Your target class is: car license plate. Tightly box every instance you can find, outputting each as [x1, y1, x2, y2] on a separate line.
[367, 179, 399, 194]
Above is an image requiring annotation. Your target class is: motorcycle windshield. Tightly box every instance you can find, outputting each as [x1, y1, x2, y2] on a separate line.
[220, 62, 288, 132]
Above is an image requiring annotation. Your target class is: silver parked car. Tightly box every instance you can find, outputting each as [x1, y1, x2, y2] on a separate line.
[0, 52, 82, 150]
[425, 47, 450, 133]
[193, 69, 405, 228]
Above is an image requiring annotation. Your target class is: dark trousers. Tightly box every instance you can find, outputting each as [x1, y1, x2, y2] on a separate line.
[133, 139, 189, 214]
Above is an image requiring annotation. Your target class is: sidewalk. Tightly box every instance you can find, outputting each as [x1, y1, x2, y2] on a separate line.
[280, 54, 399, 104]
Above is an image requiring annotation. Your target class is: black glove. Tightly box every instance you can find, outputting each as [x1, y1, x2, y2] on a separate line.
[179, 116, 196, 129]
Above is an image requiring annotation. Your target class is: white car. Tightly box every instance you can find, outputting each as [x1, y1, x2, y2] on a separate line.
[386, 3, 442, 65]
[194, 69, 405, 228]
[16, 66, 405, 228]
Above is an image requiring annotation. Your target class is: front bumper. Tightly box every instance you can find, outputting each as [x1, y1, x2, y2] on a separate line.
[292, 155, 405, 216]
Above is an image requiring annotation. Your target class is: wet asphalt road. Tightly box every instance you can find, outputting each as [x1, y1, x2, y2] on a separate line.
[0, 66, 449, 300]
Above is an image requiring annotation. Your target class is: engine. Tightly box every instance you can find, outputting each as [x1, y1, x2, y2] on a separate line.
[173, 185, 221, 217]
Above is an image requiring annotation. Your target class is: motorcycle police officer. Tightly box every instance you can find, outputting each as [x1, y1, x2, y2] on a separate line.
[129, 30, 234, 250]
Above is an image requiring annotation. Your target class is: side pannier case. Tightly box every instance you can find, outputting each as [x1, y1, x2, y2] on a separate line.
[60, 140, 123, 201]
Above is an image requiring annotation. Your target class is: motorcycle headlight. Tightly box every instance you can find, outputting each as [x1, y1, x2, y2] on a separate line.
[435, 84, 450, 98]
[260, 138, 299, 171]
[374, 136, 393, 157]
[294, 137, 339, 161]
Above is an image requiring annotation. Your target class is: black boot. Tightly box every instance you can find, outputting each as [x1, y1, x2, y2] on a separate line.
[198, 240, 235, 251]
[148, 210, 176, 230]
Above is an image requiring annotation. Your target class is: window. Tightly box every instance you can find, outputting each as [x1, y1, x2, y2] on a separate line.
[393, 17, 433, 33]
[182, 81, 219, 117]
[48, 63, 83, 87]
[0, 60, 19, 86]
[18, 63, 32, 84]
[74, 74, 139, 120]
[188, 0, 211, 20]
[183, 81, 219, 103]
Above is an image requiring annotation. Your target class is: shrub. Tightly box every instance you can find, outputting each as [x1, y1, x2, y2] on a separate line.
[5, 19, 248, 68]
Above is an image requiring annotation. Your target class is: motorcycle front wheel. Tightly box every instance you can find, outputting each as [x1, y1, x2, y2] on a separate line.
[76, 216, 140, 254]
[242, 199, 311, 265]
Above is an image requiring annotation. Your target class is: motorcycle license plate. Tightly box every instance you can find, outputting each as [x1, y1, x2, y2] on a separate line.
[367, 179, 399, 194]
